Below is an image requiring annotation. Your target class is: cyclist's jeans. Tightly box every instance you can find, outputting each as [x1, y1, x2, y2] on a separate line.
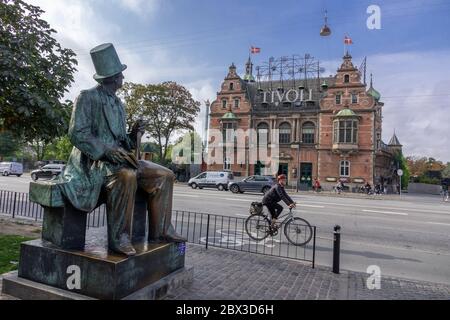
[265, 202, 283, 220]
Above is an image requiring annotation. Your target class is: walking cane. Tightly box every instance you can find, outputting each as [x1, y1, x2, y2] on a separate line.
[136, 131, 142, 161]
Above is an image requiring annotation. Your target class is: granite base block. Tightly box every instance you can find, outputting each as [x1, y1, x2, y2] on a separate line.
[2, 266, 193, 300]
[13, 239, 186, 300]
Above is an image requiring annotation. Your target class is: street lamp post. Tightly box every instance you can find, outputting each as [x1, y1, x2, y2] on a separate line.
[291, 141, 302, 192]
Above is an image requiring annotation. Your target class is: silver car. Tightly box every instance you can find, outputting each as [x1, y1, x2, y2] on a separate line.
[228, 175, 276, 194]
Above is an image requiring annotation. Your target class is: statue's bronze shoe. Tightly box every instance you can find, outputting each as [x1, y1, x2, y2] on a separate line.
[111, 243, 136, 256]
[111, 234, 137, 256]
[159, 232, 187, 243]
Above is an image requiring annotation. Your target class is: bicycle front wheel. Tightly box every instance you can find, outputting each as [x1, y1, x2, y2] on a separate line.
[284, 217, 313, 246]
[245, 214, 271, 241]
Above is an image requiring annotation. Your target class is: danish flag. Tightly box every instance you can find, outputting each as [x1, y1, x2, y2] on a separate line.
[251, 46, 261, 54]
[344, 36, 353, 45]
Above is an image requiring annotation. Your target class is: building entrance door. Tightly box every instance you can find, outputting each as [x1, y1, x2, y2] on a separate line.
[255, 161, 265, 176]
[278, 163, 289, 183]
[300, 163, 313, 187]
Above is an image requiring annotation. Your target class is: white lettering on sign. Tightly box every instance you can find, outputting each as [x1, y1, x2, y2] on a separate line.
[366, 265, 382, 290]
[367, 5, 382, 30]
[66, 265, 81, 290]
[260, 89, 316, 103]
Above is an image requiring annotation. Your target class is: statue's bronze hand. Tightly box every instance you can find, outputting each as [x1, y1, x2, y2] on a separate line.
[104, 148, 127, 165]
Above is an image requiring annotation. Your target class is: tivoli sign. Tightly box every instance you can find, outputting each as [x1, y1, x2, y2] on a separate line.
[261, 88, 315, 104]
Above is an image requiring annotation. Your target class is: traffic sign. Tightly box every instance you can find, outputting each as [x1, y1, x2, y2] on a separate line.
[397, 169, 403, 176]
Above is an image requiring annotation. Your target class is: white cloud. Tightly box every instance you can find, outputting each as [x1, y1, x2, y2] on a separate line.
[366, 50, 450, 162]
[117, 0, 160, 17]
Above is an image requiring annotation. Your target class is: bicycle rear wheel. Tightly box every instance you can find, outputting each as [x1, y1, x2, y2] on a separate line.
[245, 214, 271, 241]
[284, 217, 313, 246]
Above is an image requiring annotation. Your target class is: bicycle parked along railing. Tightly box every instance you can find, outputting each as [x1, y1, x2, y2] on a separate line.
[245, 202, 313, 246]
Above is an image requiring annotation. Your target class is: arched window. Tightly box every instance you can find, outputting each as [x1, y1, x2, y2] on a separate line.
[257, 122, 269, 146]
[333, 120, 358, 144]
[279, 122, 291, 144]
[344, 74, 350, 83]
[229, 82, 234, 90]
[340, 160, 350, 177]
[302, 122, 315, 144]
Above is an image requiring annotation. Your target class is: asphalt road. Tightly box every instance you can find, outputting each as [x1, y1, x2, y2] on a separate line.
[2, 174, 450, 285]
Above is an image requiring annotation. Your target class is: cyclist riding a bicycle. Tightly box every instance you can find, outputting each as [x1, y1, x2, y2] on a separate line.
[262, 174, 296, 227]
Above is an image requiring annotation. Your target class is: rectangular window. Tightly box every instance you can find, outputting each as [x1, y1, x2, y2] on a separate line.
[222, 123, 234, 143]
[279, 129, 291, 144]
[353, 121, 358, 143]
[224, 158, 231, 170]
[352, 94, 358, 104]
[336, 94, 341, 105]
[340, 161, 350, 177]
[345, 121, 352, 142]
[302, 128, 315, 144]
[222, 100, 227, 109]
[335, 120, 358, 144]
[234, 99, 240, 108]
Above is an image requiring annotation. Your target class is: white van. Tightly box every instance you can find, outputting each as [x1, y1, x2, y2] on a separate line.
[188, 171, 234, 191]
[0, 162, 23, 177]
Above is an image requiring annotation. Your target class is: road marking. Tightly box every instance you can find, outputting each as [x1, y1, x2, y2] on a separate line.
[299, 204, 325, 208]
[427, 222, 450, 227]
[313, 237, 450, 256]
[294, 198, 450, 215]
[224, 198, 251, 202]
[175, 194, 200, 198]
[362, 209, 408, 216]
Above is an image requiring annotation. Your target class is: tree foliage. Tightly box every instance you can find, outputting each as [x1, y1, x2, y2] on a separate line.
[0, 0, 77, 142]
[442, 163, 450, 179]
[118, 81, 201, 165]
[395, 152, 410, 189]
[0, 130, 21, 160]
[406, 156, 446, 177]
[43, 135, 73, 161]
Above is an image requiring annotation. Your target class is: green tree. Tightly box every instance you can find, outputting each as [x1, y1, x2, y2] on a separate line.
[43, 135, 73, 161]
[395, 152, 410, 189]
[0, 130, 21, 160]
[0, 0, 77, 142]
[442, 162, 450, 179]
[119, 81, 201, 165]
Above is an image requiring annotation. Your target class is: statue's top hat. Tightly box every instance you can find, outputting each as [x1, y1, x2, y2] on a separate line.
[90, 43, 127, 80]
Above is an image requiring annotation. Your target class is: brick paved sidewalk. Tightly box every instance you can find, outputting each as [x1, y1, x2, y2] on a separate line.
[165, 244, 450, 300]
[1, 243, 449, 300]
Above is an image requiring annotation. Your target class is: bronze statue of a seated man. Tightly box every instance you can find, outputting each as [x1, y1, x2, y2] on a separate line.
[59, 43, 186, 256]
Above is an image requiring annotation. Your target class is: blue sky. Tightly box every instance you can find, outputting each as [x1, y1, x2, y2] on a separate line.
[29, 0, 450, 161]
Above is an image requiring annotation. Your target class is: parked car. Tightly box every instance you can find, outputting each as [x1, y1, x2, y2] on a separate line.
[0, 162, 23, 177]
[228, 175, 276, 194]
[31, 164, 66, 181]
[188, 171, 234, 191]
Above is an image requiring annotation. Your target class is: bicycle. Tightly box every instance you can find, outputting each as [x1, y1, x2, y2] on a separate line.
[245, 206, 313, 246]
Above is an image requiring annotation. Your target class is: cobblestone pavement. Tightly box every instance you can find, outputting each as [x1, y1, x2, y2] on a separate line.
[2, 243, 449, 300]
[165, 244, 450, 300]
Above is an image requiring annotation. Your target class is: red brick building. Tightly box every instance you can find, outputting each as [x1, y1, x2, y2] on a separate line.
[207, 53, 402, 191]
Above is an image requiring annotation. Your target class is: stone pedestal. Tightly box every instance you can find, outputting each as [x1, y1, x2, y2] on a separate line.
[1, 229, 191, 300]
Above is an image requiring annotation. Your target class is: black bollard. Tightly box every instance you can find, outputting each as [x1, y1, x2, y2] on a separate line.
[333, 225, 341, 274]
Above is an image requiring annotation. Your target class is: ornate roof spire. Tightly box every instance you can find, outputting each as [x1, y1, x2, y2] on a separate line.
[367, 73, 381, 101]
[389, 131, 402, 146]
[243, 56, 255, 82]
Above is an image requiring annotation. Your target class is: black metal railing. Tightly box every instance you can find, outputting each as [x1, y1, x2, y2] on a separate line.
[172, 210, 316, 267]
[0, 190, 316, 267]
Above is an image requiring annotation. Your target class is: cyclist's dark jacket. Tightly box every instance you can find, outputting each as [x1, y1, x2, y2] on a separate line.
[262, 184, 294, 206]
